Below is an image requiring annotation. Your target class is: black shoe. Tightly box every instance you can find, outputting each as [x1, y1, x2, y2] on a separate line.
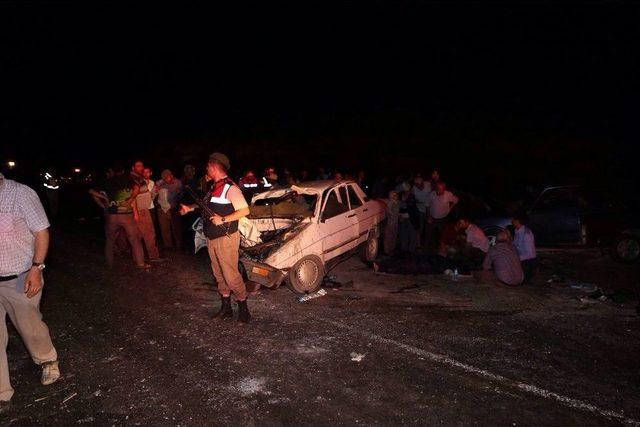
[213, 297, 233, 320]
[237, 299, 251, 324]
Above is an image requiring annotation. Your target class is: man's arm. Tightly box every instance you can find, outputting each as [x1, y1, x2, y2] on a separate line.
[449, 192, 459, 207]
[24, 228, 49, 298]
[88, 189, 109, 208]
[482, 251, 492, 271]
[125, 184, 140, 206]
[210, 186, 250, 225]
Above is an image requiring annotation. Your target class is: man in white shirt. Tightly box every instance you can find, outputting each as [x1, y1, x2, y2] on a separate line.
[134, 164, 162, 261]
[456, 218, 489, 253]
[0, 172, 60, 405]
[512, 214, 537, 282]
[448, 217, 489, 272]
[425, 181, 459, 248]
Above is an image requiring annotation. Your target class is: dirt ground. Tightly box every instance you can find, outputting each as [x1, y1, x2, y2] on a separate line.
[2, 222, 640, 426]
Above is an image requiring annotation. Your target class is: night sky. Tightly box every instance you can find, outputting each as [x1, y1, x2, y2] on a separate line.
[1, 1, 638, 195]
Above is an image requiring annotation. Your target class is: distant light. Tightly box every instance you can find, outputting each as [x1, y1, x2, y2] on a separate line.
[73, 168, 81, 173]
[7, 161, 15, 169]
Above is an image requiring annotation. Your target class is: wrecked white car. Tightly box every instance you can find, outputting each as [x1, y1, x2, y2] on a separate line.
[237, 180, 386, 293]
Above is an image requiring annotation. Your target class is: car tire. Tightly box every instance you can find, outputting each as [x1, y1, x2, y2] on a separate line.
[287, 255, 325, 294]
[360, 231, 379, 264]
[612, 234, 640, 264]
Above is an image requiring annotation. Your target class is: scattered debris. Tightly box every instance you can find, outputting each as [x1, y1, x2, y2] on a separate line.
[34, 396, 48, 402]
[570, 282, 598, 292]
[547, 274, 564, 283]
[77, 417, 94, 424]
[322, 276, 354, 290]
[391, 284, 422, 294]
[62, 392, 78, 404]
[297, 289, 327, 303]
[350, 352, 366, 362]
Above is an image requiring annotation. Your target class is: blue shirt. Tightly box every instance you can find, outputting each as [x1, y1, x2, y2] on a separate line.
[514, 225, 536, 261]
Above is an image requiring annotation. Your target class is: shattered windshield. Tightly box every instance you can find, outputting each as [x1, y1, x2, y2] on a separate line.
[250, 191, 317, 218]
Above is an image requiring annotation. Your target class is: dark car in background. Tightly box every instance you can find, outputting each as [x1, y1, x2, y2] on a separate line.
[475, 186, 637, 262]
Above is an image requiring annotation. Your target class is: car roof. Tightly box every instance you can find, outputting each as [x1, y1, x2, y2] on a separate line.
[294, 180, 352, 193]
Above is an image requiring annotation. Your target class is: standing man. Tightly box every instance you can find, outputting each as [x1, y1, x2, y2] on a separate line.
[425, 181, 459, 248]
[512, 214, 537, 282]
[131, 162, 162, 262]
[411, 175, 431, 247]
[0, 172, 60, 405]
[180, 153, 251, 324]
[156, 169, 183, 251]
[89, 164, 149, 269]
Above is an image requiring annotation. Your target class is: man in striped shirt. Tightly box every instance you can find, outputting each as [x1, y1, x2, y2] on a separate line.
[478, 231, 524, 286]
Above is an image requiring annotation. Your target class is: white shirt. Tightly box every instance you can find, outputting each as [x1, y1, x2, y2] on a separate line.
[514, 225, 536, 260]
[465, 224, 489, 253]
[426, 190, 458, 219]
[136, 179, 156, 210]
[0, 178, 50, 276]
[411, 183, 431, 214]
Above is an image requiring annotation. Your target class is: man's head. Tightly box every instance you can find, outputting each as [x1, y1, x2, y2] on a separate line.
[435, 181, 446, 195]
[431, 169, 440, 182]
[511, 213, 526, 230]
[496, 230, 511, 243]
[207, 152, 230, 180]
[455, 218, 470, 232]
[112, 163, 125, 176]
[143, 168, 153, 180]
[161, 169, 174, 183]
[184, 164, 196, 179]
[264, 167, 277, 182]
[132, 160, 144, 175]
[243, 170, 257, 183]
[413, 176, 424, 188]
[389, 190, 399, 202]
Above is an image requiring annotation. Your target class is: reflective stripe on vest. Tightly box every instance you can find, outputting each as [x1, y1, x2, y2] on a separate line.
[210, 183, 231, 204]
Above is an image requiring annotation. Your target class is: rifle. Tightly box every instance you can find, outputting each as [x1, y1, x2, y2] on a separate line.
[184, 185, 230, 238]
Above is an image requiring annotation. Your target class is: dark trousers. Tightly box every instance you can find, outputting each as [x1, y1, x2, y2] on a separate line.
[426, 217, 448, 249]
[105, 214, 145, 267]
[522, 258, 537, 283]
[157, 207, 183, 249]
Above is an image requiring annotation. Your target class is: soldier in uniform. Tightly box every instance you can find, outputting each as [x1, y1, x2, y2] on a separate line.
[180, 153, 251, 323]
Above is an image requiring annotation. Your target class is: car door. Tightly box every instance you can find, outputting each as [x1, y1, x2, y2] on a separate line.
[318, 186, 358, 260]
[528, 188, 581, 245]
[347, 184, 372, 245]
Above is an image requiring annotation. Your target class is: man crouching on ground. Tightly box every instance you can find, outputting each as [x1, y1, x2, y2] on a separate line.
[180, 153, 251, 324]
[0, 172, 60, 408]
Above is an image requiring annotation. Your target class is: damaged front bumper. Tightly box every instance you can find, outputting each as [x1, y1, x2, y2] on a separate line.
[240, 258, 286, 288]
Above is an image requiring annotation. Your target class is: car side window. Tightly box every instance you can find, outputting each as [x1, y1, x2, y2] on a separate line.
[339, 186, 350, 209]
[536, 189, 578, 212]
[322, 189, 349, 220]
[347, 185, 363, 208]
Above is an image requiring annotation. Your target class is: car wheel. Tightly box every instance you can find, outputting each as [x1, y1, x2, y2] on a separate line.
[288, 255, 325, 294]
[360, 232, 379, 264]
[613, 234, 640, 264]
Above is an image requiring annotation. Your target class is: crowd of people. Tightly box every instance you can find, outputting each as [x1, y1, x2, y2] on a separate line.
[375, 171, 537, 287]
[85, 157, 538, 289]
